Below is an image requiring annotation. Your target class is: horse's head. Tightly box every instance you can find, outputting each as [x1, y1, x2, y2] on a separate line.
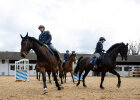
[70, 53, 77, 64]
[119, 43, 128, 61]
[20, 32, 32, 58]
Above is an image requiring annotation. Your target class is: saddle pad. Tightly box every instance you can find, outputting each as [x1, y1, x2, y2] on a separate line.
[89, 57, 95, 65]
[44, 44, 55, 56]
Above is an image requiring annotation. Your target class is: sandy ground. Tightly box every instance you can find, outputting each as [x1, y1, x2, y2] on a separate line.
[0, 76, 140, 100]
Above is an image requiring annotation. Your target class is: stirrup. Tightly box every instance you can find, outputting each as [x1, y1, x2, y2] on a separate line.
[59, 59, 62, 63]
[93, 65, 97, 70]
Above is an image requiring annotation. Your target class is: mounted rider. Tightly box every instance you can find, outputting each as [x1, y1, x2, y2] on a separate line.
[93, 37, 106, 69]
[64, 50, 70, 62]
[38, 25, 62, 62]
[62, 50, 70, 68]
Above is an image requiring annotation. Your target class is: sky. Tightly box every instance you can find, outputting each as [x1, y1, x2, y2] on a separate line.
[0, 0, 140, 54]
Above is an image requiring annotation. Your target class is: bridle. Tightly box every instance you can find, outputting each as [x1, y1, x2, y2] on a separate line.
[21, 38, 31, 54]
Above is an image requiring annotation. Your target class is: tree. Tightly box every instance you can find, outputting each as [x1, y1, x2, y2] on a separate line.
[128, 41, 140, 55]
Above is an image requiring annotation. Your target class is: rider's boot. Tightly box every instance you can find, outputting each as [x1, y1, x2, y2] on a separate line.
[93, 58, 98, 70]
[55, 52, 62, 63]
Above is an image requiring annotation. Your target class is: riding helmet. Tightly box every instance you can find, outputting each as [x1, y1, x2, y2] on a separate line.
[66, 50, 69, 52]
[99, 37, 106, 41]
[38, 25, 45, 29]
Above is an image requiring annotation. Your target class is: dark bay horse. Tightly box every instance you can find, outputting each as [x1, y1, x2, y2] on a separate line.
[20, 33, 63, 93]
[35, 64, 52, 83]
[74, 43, 128, 89]
[63, 53, 76, 83]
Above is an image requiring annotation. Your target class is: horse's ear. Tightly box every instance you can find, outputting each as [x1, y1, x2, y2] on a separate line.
[20, 34, 23, 39]
[126, 43, 128, 46]
[25, 32, 28, 38]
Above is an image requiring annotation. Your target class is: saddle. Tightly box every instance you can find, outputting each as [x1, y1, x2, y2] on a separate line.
[89, 57, 95, 65]
[62, 63, 65, 70]
[44, 44, 55, 55]
[89, 54, 104, 65]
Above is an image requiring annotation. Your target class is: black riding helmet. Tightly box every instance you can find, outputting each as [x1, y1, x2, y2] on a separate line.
[99, 37, 106, 41]
[66, 50, 69, 52]
[38, 25, 45, 29]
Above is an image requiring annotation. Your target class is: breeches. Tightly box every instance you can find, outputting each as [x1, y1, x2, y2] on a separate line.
[48, 44, 58, 53]
[93, 53, 101, 59]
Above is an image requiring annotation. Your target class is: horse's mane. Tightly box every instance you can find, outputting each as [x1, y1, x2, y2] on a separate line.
[28, 36, 44, 46]
[106, 42, 125, 53]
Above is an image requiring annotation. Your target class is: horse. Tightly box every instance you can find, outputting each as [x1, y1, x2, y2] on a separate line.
[20, 33, 63, 93]
[62, 53, 76, 83]
[74, 42, 128, 89]
[34, 64, 52, 83]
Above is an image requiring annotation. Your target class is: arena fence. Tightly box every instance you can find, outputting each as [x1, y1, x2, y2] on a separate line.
[128, 68, 140, 77]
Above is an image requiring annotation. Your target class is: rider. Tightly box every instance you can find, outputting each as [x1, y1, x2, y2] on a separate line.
[62, 50, 70, 68]
[64, 50, 70, 62]
[38, 25, 62, 62]
[72, 51, 76, 54]
[93, 37, 106, 69]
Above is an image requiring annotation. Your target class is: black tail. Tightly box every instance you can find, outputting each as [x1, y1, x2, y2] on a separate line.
[74, 56, 83, 74]
[34, 64, 37, 70]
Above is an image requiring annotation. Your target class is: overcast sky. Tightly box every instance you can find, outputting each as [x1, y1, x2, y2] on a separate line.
[0, 0, 140, 54]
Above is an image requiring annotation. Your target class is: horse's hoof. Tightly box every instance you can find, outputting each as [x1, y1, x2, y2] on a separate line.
[58, 87, 62, 90]
[58, 86, 64, 90]
[117, 84, 120, 88]
[83, 85, 87, 87]
[44, 88, 48, 94]
[100, 87, 105, 90]
[76, 83, 79, 86]
[60, 86, 64, 90]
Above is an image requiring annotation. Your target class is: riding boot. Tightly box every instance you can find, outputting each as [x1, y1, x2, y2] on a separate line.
[48, 44, 62, 62]
[62, 62, 66, 69]
[93, 58, 98, 70]
[55, 52, 62, 63]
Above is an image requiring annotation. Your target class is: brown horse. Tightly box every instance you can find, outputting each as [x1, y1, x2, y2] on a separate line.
[35, 64, 52, 83]
[20, 33, 63, 93]
[63, 53, 76, 83]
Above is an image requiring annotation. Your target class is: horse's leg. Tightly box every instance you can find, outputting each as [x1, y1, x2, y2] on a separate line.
[47, 71, 52, 83]
[70, 71, 74, 83]
[42, 72, 47, 93]
[39, 72, 40, 81]
[59, 73, 63, 84]
[64, 72, 67, 83]
[36, 71, 38, 80]
[109, 69, 121, 88]
[58, 63, 63, 84]
[83, 69, 90, 87]
[52, 72, 62, 90]
[76, 70, 83, 86]
[100, 72, 106, 89]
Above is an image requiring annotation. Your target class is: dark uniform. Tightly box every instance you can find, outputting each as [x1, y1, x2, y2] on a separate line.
[39, 29, 61, 62]
[93, 37, 106, 69]
[95, 41, 103, 55]
[39, 31, 52, 45]
[64, 53, 70, 61]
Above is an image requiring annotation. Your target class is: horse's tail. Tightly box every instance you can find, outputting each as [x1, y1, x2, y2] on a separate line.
[34, 64, 37, 70]
[74, 56, 83, 74]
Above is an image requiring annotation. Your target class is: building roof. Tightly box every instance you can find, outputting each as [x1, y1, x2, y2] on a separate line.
[0, 52, 140, 62]
[0, 52, 36, 60]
